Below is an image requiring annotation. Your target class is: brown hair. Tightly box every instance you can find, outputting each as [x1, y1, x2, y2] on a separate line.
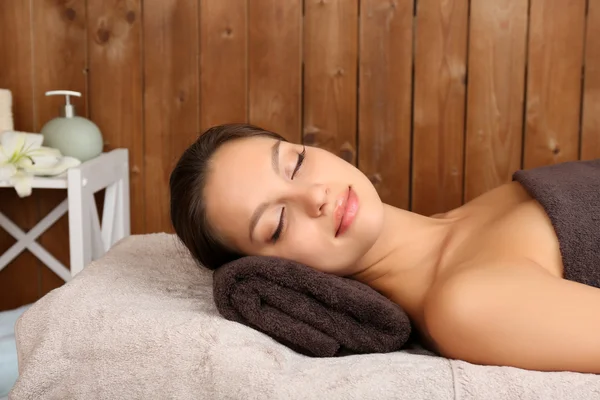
[169, 123, 286, 270]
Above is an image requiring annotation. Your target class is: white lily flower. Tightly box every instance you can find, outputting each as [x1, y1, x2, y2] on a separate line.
[0, 131, 81, 197]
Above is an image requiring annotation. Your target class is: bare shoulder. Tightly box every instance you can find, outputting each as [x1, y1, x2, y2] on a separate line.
[422, 261, 600, 373]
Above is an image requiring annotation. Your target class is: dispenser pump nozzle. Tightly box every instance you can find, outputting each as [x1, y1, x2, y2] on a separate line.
[45, 90, 81, 118]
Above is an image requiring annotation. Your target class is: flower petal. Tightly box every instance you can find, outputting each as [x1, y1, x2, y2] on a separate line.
[0, 131, 43, 158]
[10, 171, 34, 197]
[0, 163, 17, 181]
[0, 145, 8, 163]
[0, 131, 23, 157]
[16, 157, 34, 169]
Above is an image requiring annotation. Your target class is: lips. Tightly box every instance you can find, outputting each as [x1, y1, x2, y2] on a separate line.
[334, 186, 359, 237]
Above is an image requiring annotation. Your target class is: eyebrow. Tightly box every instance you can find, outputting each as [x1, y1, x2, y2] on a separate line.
[248, 140, 282, 242]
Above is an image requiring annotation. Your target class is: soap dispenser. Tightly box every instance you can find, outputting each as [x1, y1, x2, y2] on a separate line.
[40, 90, 104, 162]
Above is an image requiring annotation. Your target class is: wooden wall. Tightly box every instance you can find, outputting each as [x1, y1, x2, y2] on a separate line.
[0, 0, 598, 311]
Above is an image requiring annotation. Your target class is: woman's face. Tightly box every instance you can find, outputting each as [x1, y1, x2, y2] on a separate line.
[203, 136, 385, 275]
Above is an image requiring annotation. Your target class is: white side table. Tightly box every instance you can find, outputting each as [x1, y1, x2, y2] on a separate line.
[0, 149, 130, 281]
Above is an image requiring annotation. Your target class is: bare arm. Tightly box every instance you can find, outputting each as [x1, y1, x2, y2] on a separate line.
[423, 263, 600, 373]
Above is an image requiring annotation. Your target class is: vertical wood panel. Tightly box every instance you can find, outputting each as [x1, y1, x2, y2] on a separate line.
[248, 0, 302, 143]
[0, 0, 39, 311]
[303, 0, 358, 164]
[358, 0, 413, 209]
[199, 0, 248, 132]
[412, 0, 468, 216]
[143, 0, 199, 233]
[524, 0, 586, 168]
[87, 0, 145, 234]
[4, 0, 600, 311]
[32, 0, 88, 295]
[581, 0, 600, 160]
[464, 0, 528, 202]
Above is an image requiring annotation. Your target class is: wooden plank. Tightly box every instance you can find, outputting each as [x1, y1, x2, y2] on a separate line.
[0, 1, 39, 311]
[143, 0, 199, 233]
[581, 0, 600, 160]
[31, 0, 88, 295]
[412, 0, 469, 216]
[464, 0, 528, 202]
[303, 0, 358, 165]
[248, 0, 302, 143]
[358, 0, 413, 209]
[524, 0, 587, 168]
[199, 0, 248, 132]
[87, 0, 144, 234]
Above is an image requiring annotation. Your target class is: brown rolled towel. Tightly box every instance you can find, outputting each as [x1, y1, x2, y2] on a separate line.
[513, 158, 600, 288]
[212, 256, 412, 357]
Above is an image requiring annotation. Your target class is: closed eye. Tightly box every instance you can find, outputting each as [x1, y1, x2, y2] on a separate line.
[271, 207, 285, 243]
[271, 146, 306, 243]
[291, 146, 306, 179]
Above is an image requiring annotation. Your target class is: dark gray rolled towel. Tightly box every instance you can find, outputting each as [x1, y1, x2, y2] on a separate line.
[513, 158, 600, 288]
[212, 256, 412, 357]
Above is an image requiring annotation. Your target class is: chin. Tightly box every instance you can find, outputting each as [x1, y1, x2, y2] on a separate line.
[354, 185, 384, 235]
[340, 210, 383, 263]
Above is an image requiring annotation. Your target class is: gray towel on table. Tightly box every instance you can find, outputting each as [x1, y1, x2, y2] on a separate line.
[213, 256, 412, 357]
[513, 158, 600, 288]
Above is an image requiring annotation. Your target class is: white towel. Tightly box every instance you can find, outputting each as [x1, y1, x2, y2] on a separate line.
[0, 89, 14, 133]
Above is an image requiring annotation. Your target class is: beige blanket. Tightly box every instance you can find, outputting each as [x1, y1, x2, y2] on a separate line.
[10, 234, 600, 399]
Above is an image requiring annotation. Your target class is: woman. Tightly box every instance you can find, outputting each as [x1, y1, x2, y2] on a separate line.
[170, 123, 600, 374]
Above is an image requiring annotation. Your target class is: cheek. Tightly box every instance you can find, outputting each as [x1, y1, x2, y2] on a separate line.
[278, 224, 356, 274]
[284, 224, 327, 259]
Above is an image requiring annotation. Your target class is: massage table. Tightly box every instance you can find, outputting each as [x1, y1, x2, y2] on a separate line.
[9, 233, 600, 399]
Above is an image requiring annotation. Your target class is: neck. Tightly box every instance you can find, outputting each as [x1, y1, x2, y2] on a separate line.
[351, 204, 458, 316]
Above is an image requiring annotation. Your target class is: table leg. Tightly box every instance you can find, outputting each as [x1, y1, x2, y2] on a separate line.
[67, 168, 92, 277]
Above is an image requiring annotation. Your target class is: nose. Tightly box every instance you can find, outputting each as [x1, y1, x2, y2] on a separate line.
[291, 183, 328, 218]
